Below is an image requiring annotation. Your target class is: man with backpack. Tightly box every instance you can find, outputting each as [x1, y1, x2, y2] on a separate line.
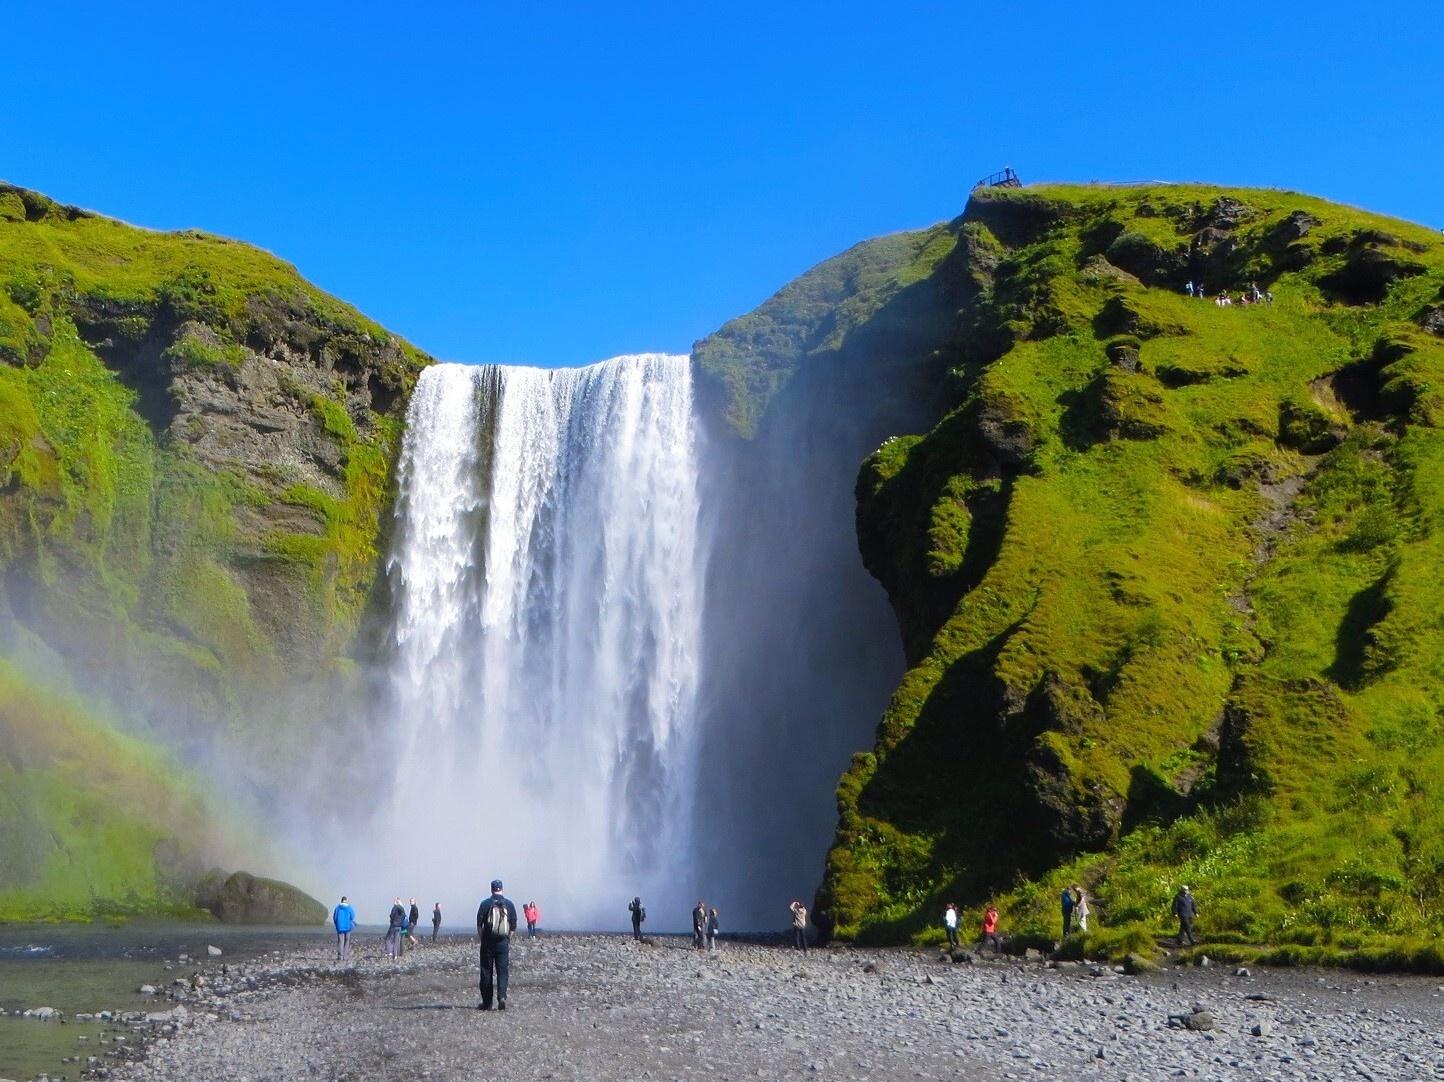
[476, 879, 518, 1010]
[1060, 886, 1076, 939]
[628, 896, 646, 941]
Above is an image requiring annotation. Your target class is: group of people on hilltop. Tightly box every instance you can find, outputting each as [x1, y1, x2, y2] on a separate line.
[1184, 279, 1273, 306]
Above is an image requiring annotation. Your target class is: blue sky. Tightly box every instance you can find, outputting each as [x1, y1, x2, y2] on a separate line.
[5, 1, 1441, 366]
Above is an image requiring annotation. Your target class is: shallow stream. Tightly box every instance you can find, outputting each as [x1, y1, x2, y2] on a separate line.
[0, 924, 331, 1082]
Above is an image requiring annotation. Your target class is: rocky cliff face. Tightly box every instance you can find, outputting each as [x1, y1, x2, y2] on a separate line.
[0, 184, 429, 919]
[815, 183, 1444, 963]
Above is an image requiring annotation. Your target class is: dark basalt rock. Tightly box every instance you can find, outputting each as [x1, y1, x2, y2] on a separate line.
[197, 871, 326, 925]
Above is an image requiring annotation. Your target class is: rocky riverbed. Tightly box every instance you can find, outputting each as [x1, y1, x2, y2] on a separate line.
[38, 935, 1440, 1081]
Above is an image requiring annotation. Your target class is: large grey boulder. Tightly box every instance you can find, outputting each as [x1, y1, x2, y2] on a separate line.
[197, 871, 325, 925]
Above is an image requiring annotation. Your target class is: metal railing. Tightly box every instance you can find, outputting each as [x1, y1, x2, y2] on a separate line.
[973, 167, 1022, 190]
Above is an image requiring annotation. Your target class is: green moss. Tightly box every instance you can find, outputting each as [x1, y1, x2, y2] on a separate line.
[0, 182, 429, 919]
[820, 182, 1444, 964]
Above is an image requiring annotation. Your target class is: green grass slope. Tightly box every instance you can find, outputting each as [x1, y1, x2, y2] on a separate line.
[818, 182, 1444, 967]
[0, 184, 430, 919]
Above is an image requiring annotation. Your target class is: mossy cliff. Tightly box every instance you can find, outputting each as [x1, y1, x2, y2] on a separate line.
[806, 183, 1444, 963]
[0, 184, 429, 920]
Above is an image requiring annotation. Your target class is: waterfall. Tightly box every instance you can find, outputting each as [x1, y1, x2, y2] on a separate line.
[381, 355, 702, 928]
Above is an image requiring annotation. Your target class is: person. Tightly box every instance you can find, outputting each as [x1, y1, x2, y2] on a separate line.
[706, 907, 720, 952]
[1060, 886, 1076, 938]
[628, 896, 646, 941]
[523, 901, 539, 938]
[1074, 887, 1090, 933]
[943, 902, 960, 949]
[406, 899, 421, 948]
[432, 902, 442, 942]
[1185, 280, 1195, 297]
[476, 878, 518, 1010]
[692, 901, 707, 949]
[981, 905, 1002, 953]
[332, 895, 356, 961]
[1172, 885, 1198, 946]
[385, 897, 405, 959]
[789, 901, 808, 952]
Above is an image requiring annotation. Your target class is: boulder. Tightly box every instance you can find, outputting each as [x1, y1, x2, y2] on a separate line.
[1122, 952, 1158, 975]
[1271, 210, 1321, 244]
[1183, 1009, 1216, 1031]
[198, 871, 326, 925]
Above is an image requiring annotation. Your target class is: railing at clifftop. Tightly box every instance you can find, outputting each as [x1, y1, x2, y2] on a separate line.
[973, 167, 1022, 190]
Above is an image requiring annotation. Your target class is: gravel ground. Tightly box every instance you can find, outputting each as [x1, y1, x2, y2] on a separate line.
[93, 934, 1444, 1081]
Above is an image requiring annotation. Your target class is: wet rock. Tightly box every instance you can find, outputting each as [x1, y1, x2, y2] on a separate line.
[198, 871, 326, 925]
[1252, 1019, 1273, 1037]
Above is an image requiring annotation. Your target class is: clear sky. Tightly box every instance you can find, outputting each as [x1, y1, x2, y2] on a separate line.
[5, 1, 1441, 366]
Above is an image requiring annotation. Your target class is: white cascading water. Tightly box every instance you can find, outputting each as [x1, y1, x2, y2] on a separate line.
[379, 355, 702, 928]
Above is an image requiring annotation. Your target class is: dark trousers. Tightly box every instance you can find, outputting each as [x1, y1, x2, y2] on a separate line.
[1178, 917, 1195, 946]
[479, 938, 510, 1006]
[1062, 910, 1073, 938]
[527, 920, 537, 938]
[793, 927, 807, 952]
[945, 926, 959, 948]
[980, 932, 1001, 953]
[432, 921, 440, 942]
[632, 919, 642, 941]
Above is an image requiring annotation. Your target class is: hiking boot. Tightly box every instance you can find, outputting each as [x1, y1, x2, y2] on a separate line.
[478, 1002, 491, 1011]
[498, 1000, 507, 1011]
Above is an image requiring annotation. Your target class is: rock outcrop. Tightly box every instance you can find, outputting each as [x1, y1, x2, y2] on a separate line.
[0, 183, 430, 920]
[815, 183, 1444, 961]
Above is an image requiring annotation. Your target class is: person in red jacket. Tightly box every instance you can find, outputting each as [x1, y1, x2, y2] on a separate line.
[523, 901, 539, 938]
[981, 905, 1002, 953]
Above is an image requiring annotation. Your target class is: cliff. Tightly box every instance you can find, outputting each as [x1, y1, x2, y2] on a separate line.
[0, 184, 429, 919]
[814, 182, 1444, 966]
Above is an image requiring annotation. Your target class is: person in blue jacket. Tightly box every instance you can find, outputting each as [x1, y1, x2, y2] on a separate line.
[332, 895, 356, 961]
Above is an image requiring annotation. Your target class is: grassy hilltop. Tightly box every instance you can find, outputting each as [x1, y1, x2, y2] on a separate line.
[0, 185, 429, 919]
[809, 182, 1444, 967]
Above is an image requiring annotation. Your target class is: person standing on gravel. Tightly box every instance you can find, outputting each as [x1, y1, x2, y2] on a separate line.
[943, 903, 960, 949]
[1172, 885, 1197, 946]
[629, 896, 646, 940]
[523, 901, 539, 937]
[386, 897, 405, 959]
[790, 901, 809, 952]
[981, 905, 1002, 953]
[332, 896, 356, 961]
[1060, 886, 1076, 939]
[707, 907, 720, 951]
[432, 902, 442, 942]
[407, 899, 421, 949]
[476, 879, 518, 1010]
[692, 901, 708, 949]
